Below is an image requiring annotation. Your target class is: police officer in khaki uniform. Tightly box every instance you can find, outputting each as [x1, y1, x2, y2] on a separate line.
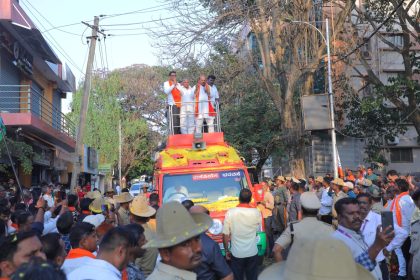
[113, 192, 133, 226]
[273, 191, 334, 262]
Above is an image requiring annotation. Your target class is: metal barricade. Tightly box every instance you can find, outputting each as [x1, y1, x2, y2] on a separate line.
[167, 101, 221, 135]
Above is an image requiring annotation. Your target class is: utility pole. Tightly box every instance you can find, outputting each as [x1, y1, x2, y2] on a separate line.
[70, 16, 104, 192]
[118, 119, 122, 185]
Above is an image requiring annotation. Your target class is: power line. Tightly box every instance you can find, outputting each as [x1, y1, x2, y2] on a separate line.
[100, 3, 173, 19]
[20, 0, 84, 75]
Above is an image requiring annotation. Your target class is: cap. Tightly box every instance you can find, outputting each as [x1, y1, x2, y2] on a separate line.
[83, 214, 105, 228]
[300, 192, 321, 210]
[344, 181, 354, 190]
[315, 176, 324, 183]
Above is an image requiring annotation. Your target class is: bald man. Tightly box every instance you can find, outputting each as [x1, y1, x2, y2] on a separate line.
[194, 75, 215, 133]
[189, 206, 233, 280]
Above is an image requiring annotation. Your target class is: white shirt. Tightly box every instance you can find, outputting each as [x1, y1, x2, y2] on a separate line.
[319, 188, 333, 215]
[115, 185, 121, 195]
[209, 84, 219, 103]
[67, 258, 121, 280]
[392, 194, 416, 234]
[62, 256, 92, 275]
[223, 206, 262, 258]
[43, 211, 59, 235]
[177, 85, 196, 104]
[333, 225, 383, 280]
[361, 211, 385, 262]
[163, 81, 178, 106]
[43, 194, 54, 208]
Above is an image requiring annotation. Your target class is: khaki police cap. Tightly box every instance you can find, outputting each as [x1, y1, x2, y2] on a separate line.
[315, 176, 324, 183]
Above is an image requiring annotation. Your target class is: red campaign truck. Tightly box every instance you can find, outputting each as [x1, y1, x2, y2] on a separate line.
[153, 132, 267, 256]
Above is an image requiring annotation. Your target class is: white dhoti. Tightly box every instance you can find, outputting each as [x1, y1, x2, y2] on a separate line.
[195, 101, 214, 133]
[180, 103, 195, 134]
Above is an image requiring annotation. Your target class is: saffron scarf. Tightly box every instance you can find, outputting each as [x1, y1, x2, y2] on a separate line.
[66, 248, 95, 259]
[390, 191, 409, 227]
[194, 83, 216, 117]
[168, 80, 182, 108]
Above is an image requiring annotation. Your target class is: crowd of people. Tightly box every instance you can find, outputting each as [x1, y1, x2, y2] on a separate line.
[256, 168, 420, 280]
[0, 167, 419, 280]
[164, 71, 219, 134]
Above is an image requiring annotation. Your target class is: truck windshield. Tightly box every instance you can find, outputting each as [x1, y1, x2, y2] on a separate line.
[162, 170, 248, 211]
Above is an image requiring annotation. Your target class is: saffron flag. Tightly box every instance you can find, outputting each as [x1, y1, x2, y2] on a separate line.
[337, 147, 344, 178]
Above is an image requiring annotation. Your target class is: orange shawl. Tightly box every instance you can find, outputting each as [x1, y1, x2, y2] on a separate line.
[66, 248, 96, 260]
[390, 191, 409, 227]
[194, 83, 216, 117]
[169, 81, 182, 108]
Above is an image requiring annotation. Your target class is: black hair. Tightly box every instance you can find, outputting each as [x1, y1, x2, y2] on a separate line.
[56, 211, 74, 235]
[412, 189, 420, 201]
[395, 178, 409, 192]
[302, 207, 318, 216]
[239, 189, 252, 203]
[291, 182, 300, 191]
[123, 224, 145, 244]
[16, 211, 32, 227]
[131, 214, 149, 224]
[324, 177, 333, 183]
[69, 222, 95, 248]
[0, 198, 9, 207]
[40, 233, 64, 261]
[181, 200, 194, 210]
[14, 203, 27, 212]
[0, 231, 37, 262]
[10, 257, 66, 280]
[80, 198, 93, 211]
[168, 71, 176, 76]
[149, 193, 159, 203]
[0, 219, 6, 238]
[356, 193, 372, 203]
[122, 188, 129, 193]
[386, 170, 399, 177]
[0, 204, 11, 216]
[67, 194, 78, 207]
[207, 74, 216, 80]
[334, 197, 359, 216]
[99, 227, 135, 252]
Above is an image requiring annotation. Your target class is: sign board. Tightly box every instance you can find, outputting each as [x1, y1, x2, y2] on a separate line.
[301, 94, 332, 131]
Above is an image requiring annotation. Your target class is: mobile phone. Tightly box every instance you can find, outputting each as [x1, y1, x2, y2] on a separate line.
[381, 211, 394, 232]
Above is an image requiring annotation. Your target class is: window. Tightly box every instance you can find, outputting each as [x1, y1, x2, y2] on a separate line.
[383, 34, 404, 48]
[390, 148, 413, 163]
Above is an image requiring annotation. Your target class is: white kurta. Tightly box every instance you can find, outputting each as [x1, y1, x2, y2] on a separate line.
[177, 85, 196, 134]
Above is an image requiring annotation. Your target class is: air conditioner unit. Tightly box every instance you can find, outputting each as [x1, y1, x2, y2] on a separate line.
[362, 51, 371, 58]
[387, 136, 399, 145]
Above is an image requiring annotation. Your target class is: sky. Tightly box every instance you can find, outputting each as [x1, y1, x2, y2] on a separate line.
[19, 0, 172, 112]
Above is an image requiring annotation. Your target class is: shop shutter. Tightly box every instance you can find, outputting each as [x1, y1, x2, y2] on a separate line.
[0, 52, 20, 113]
[30, 81, 42, 117]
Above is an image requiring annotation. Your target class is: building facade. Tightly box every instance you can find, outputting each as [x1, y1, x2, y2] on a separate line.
[0, 0, 76, 186]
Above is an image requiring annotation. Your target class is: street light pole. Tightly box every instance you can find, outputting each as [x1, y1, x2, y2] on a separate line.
[289, 18, 338, 178]
[325, 18, 338, 178]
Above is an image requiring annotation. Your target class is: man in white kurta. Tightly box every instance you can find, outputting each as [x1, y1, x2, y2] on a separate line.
[177, 79, 195, 134]
[195, 75, 215, 133]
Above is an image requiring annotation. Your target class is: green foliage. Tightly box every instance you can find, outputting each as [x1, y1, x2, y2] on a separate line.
[69, 70, 158, 177]
[344, 74, 419, 165]
[0, 138, 34, 174]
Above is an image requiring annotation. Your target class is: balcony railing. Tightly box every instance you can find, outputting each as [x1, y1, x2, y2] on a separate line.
[0, 85, 76, 139]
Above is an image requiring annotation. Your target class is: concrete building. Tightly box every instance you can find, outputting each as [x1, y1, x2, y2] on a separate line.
[243, 1, 419, 177]
[0, 0, 76, 186]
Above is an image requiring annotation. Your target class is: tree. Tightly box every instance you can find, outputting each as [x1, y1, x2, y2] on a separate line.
[153, 0, 354, 176]
[70, 66, 167, 179]
[336, 0, 420, 164]
[0, 138, 35, 174]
